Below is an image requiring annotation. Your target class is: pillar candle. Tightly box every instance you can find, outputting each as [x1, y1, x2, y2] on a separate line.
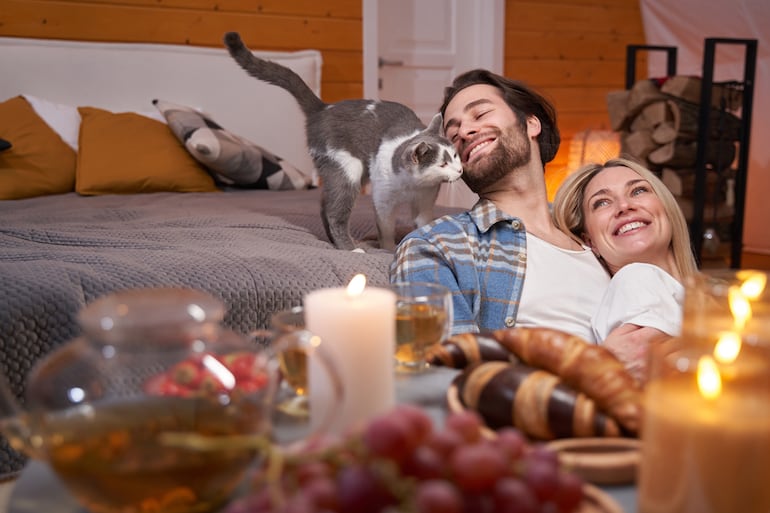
[304, 276, 396, 435]
[638, 349, 770, 513]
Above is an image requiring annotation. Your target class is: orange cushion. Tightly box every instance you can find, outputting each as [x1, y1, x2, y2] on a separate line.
[0, 96, 77, 200]
[76, 106, 218, 195]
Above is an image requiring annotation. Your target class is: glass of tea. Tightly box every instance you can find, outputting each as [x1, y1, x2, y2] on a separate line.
[391, 282, 453, 373]
[269, 307, 310, 417]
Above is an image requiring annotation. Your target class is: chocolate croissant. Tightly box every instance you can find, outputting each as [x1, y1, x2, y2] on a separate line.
[431, 328, 643, 434]
[427, 332, 516, 367]
[453, 361, 627, 440]
[491, 328, 643, 435]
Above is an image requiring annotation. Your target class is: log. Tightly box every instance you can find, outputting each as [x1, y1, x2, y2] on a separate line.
[661, 167, 722, 200]
[648, 138, 736, 170]
[621, 130, 658, 161]
[661, 75, 743, 112]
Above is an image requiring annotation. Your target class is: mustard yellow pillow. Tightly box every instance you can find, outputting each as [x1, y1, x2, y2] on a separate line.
[76, 106, 218, 195]
[0, 95, 77, 200]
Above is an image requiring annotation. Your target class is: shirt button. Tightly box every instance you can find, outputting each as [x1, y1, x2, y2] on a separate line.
[504, 317, 515, 327]
[511, 220, 522, 230]
[518, 252, 527, 262]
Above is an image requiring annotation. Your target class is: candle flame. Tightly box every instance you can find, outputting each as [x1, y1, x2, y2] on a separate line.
[737, 270, 766, 299]
[697, 355, 722, 400]
[728, 285, 751, 331]
[714, 331, 742, 364]
[346, 274, 367, 298]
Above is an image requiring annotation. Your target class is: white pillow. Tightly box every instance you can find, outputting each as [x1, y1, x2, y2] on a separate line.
[20, 94, 166, 152]
[22, 94, 80, 151]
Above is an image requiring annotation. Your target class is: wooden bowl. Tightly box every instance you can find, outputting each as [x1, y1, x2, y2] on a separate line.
[446, 382, 640, 486]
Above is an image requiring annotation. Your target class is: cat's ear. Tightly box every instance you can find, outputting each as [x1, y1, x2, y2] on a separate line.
[426, 112, 444, 136]
[412, 142, 431, 163]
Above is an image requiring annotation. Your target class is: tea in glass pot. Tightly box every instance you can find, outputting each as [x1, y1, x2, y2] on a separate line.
[0, 287, 342, 513]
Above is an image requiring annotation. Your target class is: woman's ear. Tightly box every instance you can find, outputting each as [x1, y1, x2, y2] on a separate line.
[582, 233, 598, 255]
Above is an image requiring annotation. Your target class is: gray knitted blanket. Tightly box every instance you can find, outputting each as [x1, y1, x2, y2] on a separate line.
[0, 188, 450, 479]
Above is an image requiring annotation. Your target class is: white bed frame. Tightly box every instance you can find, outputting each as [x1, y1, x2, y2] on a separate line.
[0, 36, 321, 175]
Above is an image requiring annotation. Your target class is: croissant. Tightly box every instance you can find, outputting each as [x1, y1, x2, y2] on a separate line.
[453, 361, 627, 440]
[491, 328, 643, 435]
[426, 332, 516, 368]
[431, 328, 643, 434]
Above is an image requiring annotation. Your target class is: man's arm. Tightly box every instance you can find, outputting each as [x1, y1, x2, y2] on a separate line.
[602, 323, 672, 383]
[390, 235, 479, 335]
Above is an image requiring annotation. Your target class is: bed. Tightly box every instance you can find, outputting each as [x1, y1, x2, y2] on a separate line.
[0, 36, 459, 479]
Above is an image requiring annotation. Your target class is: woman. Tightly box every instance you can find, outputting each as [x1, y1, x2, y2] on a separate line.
[552, 157, 698, 381]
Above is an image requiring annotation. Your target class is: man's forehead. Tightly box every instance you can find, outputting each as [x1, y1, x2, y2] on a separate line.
[444, 84, 504, 129]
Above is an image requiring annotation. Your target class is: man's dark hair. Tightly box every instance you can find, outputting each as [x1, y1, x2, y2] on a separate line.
[439, 69, 560, 164]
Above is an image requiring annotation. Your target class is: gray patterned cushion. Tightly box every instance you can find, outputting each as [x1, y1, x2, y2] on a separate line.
[153, 99, 313, 191]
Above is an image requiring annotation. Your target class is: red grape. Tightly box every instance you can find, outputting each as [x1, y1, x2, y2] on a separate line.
[336, 464, 394, 513]
[425, 427, 464, 460]
[363, 412, 417, 464]
[413, 479, 463, 513]
[445, 409, 484, 443]
[522, 457, 561, 502]
[401, 444, 445, 480]
[494, 477, 540, 513]
[450, 443, 508, 493]
[224, 408, 587, 513]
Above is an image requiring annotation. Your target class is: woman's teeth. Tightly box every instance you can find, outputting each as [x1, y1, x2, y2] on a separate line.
[616, 221, 646, 235]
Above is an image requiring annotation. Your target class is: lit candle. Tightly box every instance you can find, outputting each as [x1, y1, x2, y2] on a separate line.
[638, 271, 770, 513]
[304, 274, 396, 435]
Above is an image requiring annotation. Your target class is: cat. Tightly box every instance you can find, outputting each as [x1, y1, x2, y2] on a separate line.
[223, 32, 463, 251]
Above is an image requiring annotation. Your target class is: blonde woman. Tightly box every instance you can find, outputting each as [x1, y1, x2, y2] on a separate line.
[552, 157, 698, 381]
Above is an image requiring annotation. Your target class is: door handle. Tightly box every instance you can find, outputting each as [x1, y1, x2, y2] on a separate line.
[378, 57, 405, 68]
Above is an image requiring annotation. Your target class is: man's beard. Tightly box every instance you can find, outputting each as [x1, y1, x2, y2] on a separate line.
[462, 123, 532, 193]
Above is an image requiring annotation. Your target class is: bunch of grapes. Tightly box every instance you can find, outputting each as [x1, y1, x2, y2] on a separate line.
[225, 405, 585, 513]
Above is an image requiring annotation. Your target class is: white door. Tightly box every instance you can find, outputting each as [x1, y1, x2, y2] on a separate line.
[362, 0, 504, 208]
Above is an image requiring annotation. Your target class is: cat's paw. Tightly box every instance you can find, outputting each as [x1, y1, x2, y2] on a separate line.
[351, 248, 366, 254]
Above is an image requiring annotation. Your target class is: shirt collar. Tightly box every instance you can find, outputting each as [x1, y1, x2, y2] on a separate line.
[468, 198, 521, 233]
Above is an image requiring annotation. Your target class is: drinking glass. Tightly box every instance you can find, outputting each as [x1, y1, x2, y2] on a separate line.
[391, 282, 452, 372]
[637, 269, 770, 513]
[269, 306, 310, 417]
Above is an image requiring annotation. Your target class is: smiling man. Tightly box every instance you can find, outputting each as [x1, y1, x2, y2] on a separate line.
[390, 69, 610, 337]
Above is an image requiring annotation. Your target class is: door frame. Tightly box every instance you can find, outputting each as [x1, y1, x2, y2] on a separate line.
[362, 0, 505, 100]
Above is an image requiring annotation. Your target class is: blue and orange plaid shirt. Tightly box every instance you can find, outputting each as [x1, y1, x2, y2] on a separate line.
[390, 199, 528, 335]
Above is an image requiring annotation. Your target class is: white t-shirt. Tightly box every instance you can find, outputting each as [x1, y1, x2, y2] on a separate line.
[516, 234, 610, 343]
[592, 262, 684, 342]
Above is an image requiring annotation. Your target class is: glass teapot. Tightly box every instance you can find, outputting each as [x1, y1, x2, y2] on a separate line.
[0, 287, 342, 513]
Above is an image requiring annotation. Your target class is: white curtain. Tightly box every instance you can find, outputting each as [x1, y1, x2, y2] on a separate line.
[640, 0, 770, 256]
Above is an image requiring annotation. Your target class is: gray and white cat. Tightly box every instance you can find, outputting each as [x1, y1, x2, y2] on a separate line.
[224, 32, 463, 251]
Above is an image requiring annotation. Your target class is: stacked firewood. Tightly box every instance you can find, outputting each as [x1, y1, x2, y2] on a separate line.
[606, 76, 743, 223]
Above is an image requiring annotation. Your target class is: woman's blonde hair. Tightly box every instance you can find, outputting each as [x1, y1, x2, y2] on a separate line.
[552, 157, 698, 280]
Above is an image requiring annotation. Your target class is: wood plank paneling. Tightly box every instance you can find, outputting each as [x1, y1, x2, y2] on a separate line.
[0, 0, 363, 102]
[504, 0, 645, 198]
[0, 0, 646, 189]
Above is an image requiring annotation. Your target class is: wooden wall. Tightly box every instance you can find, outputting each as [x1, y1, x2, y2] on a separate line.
[0, 0, 364, 103]
[0, 0, 644, 190]
[502, 0, 646, 195]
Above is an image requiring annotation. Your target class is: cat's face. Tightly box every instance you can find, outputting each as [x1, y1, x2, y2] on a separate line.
[405, 136, 463, 187]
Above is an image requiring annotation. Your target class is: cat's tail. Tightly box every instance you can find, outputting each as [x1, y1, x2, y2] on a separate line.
[224, 32, 326, 117]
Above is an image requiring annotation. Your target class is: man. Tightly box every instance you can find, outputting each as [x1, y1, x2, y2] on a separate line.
[390, 69, 610, 338]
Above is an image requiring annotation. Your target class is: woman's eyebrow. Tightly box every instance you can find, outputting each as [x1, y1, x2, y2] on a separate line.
[586, 178, 648, 204]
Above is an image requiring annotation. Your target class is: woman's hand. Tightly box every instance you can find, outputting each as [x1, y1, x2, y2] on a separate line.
[602, 323, 671, 384]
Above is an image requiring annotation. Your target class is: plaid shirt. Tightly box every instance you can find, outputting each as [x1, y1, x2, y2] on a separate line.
[390, 199, 527, 335]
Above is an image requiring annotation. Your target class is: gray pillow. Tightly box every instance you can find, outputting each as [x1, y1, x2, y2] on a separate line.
[153, 99, 312, 190]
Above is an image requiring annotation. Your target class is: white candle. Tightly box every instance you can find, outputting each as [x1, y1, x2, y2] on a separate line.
[304, 275, 396, 435]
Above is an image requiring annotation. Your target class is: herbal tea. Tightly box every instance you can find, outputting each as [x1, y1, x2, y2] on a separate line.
[395, 303, 447, 370]
[44, 396, 268, 513]
[278, 347, 307, 395]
